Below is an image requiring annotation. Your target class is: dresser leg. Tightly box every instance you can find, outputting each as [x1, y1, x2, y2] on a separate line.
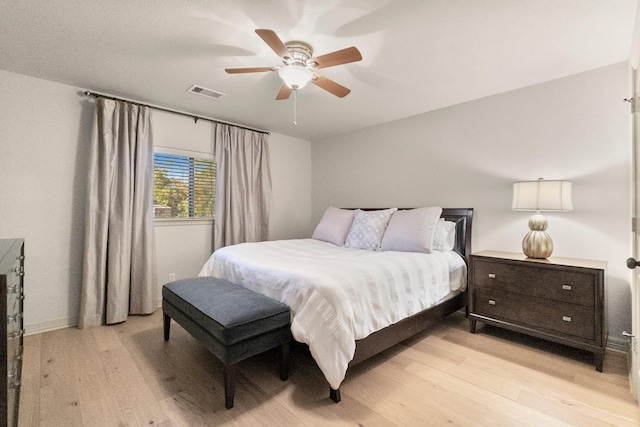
[469, 319, 476, 333]
[595, 352, 604, 372]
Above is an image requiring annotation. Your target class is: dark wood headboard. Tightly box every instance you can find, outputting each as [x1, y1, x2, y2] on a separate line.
[441, 208, 473, 265]
[354, 207, 474, 264]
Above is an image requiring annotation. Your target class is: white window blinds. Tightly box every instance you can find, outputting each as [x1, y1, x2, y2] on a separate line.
[153, 153, 215, 218]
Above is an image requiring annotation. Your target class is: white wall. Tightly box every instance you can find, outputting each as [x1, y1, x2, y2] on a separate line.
[152, 109, 216, 294]
[1, 62, 632, 350]
[269, 133, 312, 240]
[0, 69, 312, 333]
[152, 110, 312, 290]
[311, 62, 632, 349]
[0, 70, 92, 333]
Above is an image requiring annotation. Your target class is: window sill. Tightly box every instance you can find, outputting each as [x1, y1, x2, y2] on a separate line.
[154, 218, 214, 227]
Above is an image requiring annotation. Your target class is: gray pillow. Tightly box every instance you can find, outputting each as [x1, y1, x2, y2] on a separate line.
[380, 207, 443, 253]
[312, 207, 355, 246]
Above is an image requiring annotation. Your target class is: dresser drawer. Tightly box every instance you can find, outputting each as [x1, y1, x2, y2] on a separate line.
[473, 259, 595, 306]
[474, 288, 595, 341]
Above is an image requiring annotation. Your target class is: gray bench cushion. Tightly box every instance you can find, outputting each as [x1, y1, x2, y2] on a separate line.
[162, 276, 291, 409]
[162, 277, 290, 345]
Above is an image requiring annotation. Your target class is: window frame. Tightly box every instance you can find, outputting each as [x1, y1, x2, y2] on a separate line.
[152, 147, 215, 224]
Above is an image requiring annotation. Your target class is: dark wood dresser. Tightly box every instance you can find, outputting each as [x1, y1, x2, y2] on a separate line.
[0, 239, 24, 427]
[469, 250, 606, 371]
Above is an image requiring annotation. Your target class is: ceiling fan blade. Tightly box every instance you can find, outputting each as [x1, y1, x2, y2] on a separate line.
[255, 29, 290, 61]
[311, 47, 362, 69]
[276, 84, 292, 100]
[225, 66, 273, 74]
[312, 74, 351, 98]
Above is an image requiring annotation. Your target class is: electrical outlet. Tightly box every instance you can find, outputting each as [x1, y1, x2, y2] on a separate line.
[169, 273, 176, 282]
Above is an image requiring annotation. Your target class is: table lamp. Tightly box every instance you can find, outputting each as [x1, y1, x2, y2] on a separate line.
[512, 178, 573, 259]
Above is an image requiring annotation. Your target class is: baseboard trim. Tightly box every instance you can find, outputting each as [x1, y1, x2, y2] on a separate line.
[607, 336, 629, 353]
[25, 301, 164, 336]
[25, 317, 77, 336]
[21, 314, 633, 357]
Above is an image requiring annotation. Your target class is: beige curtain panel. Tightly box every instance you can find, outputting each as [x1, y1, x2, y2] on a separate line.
[214, 124, 272, 250]
[79, 98, 158, 328]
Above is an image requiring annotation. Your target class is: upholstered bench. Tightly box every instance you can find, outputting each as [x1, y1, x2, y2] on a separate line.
[162, 277, 291, 409]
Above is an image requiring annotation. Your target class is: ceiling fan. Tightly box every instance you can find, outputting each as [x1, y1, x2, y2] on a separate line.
[225, 29, 362, 100]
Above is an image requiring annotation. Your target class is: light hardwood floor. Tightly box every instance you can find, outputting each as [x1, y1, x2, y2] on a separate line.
[17, 310, 640, 426]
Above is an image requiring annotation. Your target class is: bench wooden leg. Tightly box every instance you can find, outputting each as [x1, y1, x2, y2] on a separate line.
[280, 342, 290, 381]
[224, 364, 236, 409]
[163, 312, 171, 341]
[330, 387, 341, 403]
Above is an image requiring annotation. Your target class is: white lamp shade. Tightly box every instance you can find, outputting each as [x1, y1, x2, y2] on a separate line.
[512, 180, 573, 211]
[279, 65, 313, 89]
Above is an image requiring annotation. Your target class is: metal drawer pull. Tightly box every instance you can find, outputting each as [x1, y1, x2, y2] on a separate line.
[7, 313, 22, 322]
[562, 316, 572, 322]
[7, 371, 21, 387]
[562, 285, 572, 291]
[488, 273, 496, 279]
[9, 329, 24, 339]
[488, 299, 496, 305]
[7, 285, 21, 294]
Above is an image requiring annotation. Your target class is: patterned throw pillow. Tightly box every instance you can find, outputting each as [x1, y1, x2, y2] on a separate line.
[344, 208, 397, 251]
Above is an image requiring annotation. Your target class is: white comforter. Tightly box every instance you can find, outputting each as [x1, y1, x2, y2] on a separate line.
[199, 238, 466, 389]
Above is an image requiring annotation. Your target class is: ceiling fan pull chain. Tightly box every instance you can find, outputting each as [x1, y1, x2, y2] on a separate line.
[293, 89, 298, 126]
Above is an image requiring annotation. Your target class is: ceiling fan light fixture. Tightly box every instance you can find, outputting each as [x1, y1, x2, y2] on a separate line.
[226, 29, 362, 100]
[279, 64, 313, 89]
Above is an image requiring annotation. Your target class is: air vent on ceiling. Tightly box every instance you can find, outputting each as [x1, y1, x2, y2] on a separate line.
[186, 84, 225, 100]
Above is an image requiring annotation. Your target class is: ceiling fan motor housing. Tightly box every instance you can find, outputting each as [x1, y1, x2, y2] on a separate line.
[284, 41, 317, 68]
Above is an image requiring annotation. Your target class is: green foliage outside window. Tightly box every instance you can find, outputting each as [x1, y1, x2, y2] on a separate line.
[153, 153, 215, 218]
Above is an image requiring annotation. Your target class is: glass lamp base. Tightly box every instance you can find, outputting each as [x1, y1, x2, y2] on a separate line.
[522, 230, 553, 259]
[522, 213, 553, 259]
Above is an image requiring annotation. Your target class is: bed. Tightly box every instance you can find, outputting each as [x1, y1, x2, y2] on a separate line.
[199, 207, 473, 402]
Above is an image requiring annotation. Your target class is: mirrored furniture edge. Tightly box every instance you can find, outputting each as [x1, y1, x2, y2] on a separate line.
[1, 239, 24, 427]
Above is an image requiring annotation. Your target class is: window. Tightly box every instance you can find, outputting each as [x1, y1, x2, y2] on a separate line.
[153, 152, 215, 219]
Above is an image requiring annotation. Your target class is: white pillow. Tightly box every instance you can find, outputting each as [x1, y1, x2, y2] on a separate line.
[312, 207, 355, 246]
[344, 208, 397, 251]
[380, 207, 443, 253]
[432, 219, 456, 251]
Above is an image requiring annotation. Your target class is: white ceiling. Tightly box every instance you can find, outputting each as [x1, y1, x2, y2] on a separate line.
[0, 0, 637, 141]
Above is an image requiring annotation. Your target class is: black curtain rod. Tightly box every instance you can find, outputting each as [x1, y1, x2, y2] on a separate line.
[83, 90, 270, 135]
